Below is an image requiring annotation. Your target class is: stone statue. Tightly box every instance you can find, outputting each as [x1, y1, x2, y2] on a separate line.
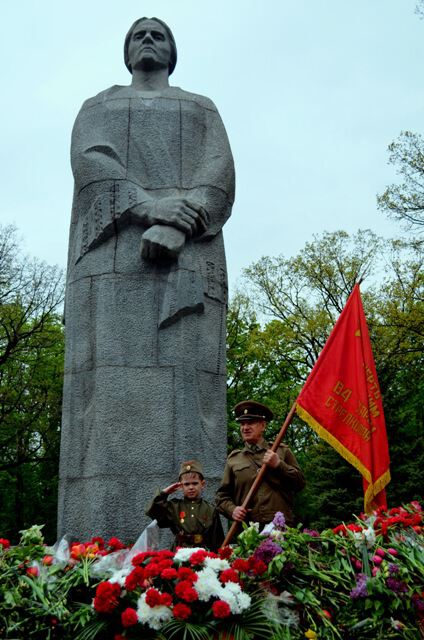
[57, 18, 235, 541]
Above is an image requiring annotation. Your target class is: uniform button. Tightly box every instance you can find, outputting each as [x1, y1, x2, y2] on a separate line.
[191, 515, 194, 518]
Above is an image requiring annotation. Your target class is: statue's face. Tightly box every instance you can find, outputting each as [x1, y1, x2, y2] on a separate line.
[127, 19, 172, 73]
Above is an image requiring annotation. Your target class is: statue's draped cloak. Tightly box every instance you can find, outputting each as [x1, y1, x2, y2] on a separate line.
[58, 85, 235, 540]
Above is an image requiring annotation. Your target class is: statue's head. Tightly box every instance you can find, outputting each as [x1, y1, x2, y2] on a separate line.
[124, 17, 177, 76]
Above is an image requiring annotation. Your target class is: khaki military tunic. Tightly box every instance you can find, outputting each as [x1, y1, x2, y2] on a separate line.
[146, 491, 224, 551]
[215, 439, 305, 526]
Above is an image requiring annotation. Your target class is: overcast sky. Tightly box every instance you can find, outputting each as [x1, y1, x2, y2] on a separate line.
[1, 0, 422, 291]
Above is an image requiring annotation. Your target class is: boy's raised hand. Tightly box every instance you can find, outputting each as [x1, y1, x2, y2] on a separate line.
[163, 482, 182, 495]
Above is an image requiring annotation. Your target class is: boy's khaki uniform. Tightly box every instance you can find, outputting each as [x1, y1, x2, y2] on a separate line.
[146, 460, 224, 550]
[146, 491, 224, 550]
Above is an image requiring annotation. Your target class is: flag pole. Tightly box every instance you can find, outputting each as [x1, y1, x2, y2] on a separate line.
[222, 400, 298, 548]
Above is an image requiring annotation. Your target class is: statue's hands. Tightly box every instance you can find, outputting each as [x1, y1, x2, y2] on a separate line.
[140, 225, 185, 262]
[133, 197, 209, 237]
[153, 197, 209, 237]
[163, 482, 182, 495]
[136, 196, 209, 261]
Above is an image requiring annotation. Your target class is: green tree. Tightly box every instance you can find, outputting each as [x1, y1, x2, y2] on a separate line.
[372, 239, 424, 508]
[226, 294, 313, 455]
[0, 225, 64, 541]
[377, 131, 424, 230]
[244, 229, 380, 365]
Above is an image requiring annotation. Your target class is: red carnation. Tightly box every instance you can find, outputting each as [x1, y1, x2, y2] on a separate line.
[161, 567, 178, 580]
[93, 581, 121, 613]
[173, 603, 192, 620]
[125, 566, 145, 591]
[177, 566, 198, 582]
[251, 559, 267, 576]
[220, 568, 240, 584]
[95, 581, 120, 598]
[190, 549, 208, 565]
[121, 607, 138, 627]
[189, 549, 207, 565]
[232, 558, 249, 573]
[145, 588, 162, 608]
[175, 580, 198, 602]
[212, 600, 231, 618]
[0, 538, 10, 549]
[107, 536, 126, 551]
[132, 551, 153, 566]
[332, 525, 346, 536]
[218, 546, 233, 559]
[160, 592, 173, 607]
[145, 563, 161, 578]
[158, 559, 174, 570]
[183, 588, 198, 603]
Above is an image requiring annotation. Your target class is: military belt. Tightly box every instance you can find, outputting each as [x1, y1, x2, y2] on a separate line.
[175, 532, 204, 546]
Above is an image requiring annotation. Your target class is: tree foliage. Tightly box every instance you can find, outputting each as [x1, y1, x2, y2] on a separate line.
[0, 225, 65, 540]
[377, 131, 424, 230]
[244, 229, 380, 366]
[372, 239, 424, 510]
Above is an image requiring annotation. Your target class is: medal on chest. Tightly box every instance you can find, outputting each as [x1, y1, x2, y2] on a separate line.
[179, 511, 186, 524]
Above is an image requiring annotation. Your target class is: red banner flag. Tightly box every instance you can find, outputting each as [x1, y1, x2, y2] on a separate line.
[296, 284, 390, 513]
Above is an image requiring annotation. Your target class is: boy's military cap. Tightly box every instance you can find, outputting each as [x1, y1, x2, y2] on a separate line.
[179, 459, 204, 479]
[233, 400, 274, 423]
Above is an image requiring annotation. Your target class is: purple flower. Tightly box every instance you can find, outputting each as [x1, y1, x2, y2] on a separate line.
[388, 563, 400, 575]
[349, 573, 369, 599]
[253, 538, 283, 564]
[386, 577, 408, 593]
[272, 512, 286, 529]
[303, 528, 320, 538]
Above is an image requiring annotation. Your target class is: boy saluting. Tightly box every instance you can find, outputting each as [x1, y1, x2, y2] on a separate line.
[146, 460, 224, 551]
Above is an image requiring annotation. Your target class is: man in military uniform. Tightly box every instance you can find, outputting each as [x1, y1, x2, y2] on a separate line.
[146, 460, 224, 550]
[216, 401, 305, 527]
